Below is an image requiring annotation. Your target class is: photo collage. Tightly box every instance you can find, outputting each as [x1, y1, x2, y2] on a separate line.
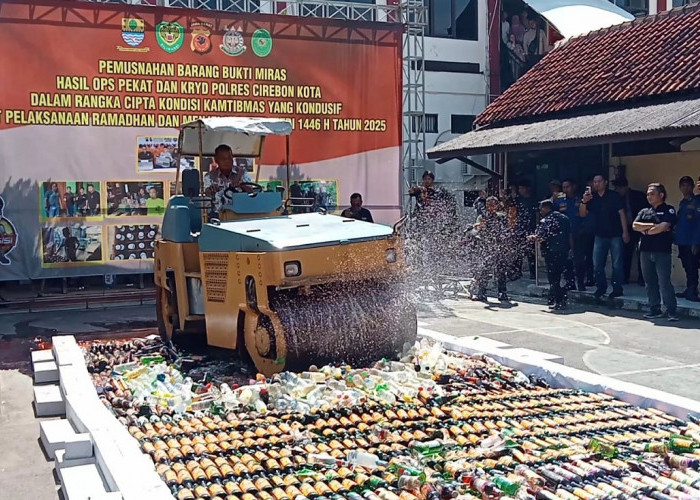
[38, 135, 340, 267]
[39, 180, 167, 268]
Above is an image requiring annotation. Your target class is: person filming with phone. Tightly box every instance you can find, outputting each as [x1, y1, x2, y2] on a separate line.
[579, 174, 630, 300]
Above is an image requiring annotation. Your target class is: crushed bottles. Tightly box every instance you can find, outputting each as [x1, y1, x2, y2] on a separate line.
[80, 337, 700, 500]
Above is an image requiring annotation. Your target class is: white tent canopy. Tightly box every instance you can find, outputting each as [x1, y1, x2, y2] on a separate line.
[179, 117, 293, 157]
[524, 0, 634, 39]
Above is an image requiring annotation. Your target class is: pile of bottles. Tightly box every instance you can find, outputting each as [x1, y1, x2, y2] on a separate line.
[82, 338, 700, 500]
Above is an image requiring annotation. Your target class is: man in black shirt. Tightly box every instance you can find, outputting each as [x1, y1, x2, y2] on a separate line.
[514, 179, 538, 279]
[614, 176, 649, 285]
[340, 193, 373, 223]
[86, 183, 100, 216]
[529, 200, 571, 310]
[579, 174, 630, 299]
[633, 183, 678, 321]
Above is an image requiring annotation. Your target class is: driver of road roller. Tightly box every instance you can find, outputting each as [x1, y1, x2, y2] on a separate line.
[203, 144, 254, 214]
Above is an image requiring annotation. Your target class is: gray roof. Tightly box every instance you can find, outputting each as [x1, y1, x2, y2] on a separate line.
[427, 97, 700, 158]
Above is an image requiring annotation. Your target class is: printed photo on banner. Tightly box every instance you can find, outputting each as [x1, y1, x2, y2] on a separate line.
[258, 179, 339, 213]
[39, 181, 103, 221]
[0, 196, 18, 266]
[107, 224, 160, 261]
[41, 224, 103, 267]
[136, 136, 188, 173]
[106, 181, 165, 217]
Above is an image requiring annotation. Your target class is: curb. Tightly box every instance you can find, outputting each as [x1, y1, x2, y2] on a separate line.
[525, 284, 700, 319]
[418, 327, 700, 419]
[32, 336, 172, 500]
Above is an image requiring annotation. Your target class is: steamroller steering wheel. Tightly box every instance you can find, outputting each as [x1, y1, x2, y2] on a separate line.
[240, 182, 264, 193]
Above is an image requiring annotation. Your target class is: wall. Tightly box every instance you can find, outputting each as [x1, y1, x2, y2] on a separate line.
[619, 150, 700, 286]
[422, 0, 491, 196]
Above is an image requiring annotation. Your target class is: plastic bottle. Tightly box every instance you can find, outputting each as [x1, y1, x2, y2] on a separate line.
[346, 451, 386, 470]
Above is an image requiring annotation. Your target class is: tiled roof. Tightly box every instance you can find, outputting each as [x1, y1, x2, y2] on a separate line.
[428, 97, 700, 157]
[475, 4, 700, 128]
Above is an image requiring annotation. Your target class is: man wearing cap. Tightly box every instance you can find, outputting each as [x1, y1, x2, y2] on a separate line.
[529, 199, 571, 310]
[614, 176, 648, 285]
[675, 176, 700, 302]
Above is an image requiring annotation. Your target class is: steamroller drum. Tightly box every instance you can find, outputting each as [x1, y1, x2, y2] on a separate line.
[156, 284, 178, 343]
[249, 281, 417, 374]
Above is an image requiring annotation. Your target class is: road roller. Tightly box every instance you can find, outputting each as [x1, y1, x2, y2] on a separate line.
[154, 117, 417, 376]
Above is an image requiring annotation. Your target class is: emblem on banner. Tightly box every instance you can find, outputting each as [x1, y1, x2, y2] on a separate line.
[0, 196, 18, 266]
[190, 22, 212, 54]
[251, 28, 273, 57]
[118, 17, 149, 53]
[121, 18, 145, 47]
[220, 26, 246, 56]
[156, 21, 184, 53]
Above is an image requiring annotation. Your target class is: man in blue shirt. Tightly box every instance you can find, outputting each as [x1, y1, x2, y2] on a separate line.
[674, 176, 700, 302]
[579, 174, 630, 299]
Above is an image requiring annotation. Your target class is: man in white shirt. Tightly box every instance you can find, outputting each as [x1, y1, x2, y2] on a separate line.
[203, 144, 253, 213]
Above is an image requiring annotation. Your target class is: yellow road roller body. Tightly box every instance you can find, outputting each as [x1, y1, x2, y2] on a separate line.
[154, 117, 416, 376]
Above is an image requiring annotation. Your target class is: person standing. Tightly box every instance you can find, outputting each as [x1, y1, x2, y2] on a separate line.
[45, 183, 61, 218]
[514, 179, 538, 280]
[529, 199, 571, 310]
[471, 196, 510, 302]
[674, 176, 700, 302]
[613, 176, 648, 285]
[632, 183, 678, 321]
[559, 179, 585, 291]
[64, 186, 76, 217]
[86, 183, 100, 216]
[76, 186, 88, 217]
[145, 186, 165, 216]
[341, 193, 373, 222]
[579, 174, 630, 299]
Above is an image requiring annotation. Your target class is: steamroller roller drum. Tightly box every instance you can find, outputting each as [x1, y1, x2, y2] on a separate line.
[156, 284, 178, 343]
[257, 281, 417, 373]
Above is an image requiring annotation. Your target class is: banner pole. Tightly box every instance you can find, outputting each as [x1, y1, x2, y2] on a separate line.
[285, 135, 291, 208]
[175, 127, 184, 195]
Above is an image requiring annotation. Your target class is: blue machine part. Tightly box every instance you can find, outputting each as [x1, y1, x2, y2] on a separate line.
[198, 213, 393, 252]
[220, 191, 283, 214]
[161, 195, 201, 243]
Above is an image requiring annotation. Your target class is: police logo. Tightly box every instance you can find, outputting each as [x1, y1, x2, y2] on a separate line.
[0, 196, 18, 265]
[156, 21, 185, 53]
[190, 22, 212, 54]
[220, 26, 246, 56]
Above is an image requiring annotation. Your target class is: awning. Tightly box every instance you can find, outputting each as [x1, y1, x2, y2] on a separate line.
[179, 117, 293, 157]
[523, 0, 633, 39]
[427, 97, 700, 159]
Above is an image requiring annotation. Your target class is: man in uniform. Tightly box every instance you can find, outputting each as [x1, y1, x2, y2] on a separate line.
[559, 179, 585, 291]
[632, 183, 678, 321]
[341, 193, 373, 222]
[674, 176, 700, 302]
[529, 199, 571, 310]
[514, 179, 538, 280]
[204, 144, 254, 215]
[470, 196, 511, 302]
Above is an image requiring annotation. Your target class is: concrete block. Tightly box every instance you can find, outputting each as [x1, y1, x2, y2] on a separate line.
[52, 335, 85, 367]
[34, 359, 59, 383]
[55, 449, 96, 482]
[500, 347, 564, 363]
[64, 432, 93, 459]
[59, 463, 108, 500]
[31, 349, 55, 368]
[60, 364, 98, 399]
[454, 336, 512, 350]
[89, 494, 124, 500]
[34, 384, 65, 417]
[40, 419, 76, 459]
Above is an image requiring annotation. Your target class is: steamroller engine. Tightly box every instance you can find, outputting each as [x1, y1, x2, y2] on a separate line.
[154, 117, 417, 376]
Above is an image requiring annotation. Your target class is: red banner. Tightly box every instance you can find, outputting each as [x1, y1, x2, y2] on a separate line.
[0, 0, 403, 280]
